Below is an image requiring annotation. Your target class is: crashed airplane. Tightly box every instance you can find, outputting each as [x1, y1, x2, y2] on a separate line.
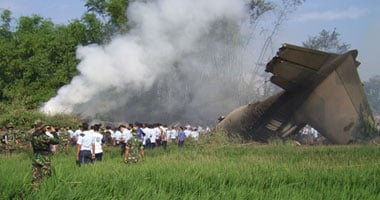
[216, 43, 378, 144]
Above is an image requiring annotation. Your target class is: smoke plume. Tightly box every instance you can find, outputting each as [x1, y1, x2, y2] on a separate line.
[41, 0, 265, 125]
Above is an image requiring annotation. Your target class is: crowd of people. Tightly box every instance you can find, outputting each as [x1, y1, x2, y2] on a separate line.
[68, 122, 207, 151]
[1, 120, 210, 188]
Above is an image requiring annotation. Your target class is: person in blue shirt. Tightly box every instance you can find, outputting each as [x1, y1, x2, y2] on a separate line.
[177, 127, 185, 148]
[134, 122, 145, 140]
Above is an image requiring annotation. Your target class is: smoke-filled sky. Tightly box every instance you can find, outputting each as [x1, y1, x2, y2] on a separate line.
[43, 0, 260, 125]
[1, 0, 379, 125]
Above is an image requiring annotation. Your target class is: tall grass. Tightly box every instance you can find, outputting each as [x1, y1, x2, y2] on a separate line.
[1, 141, 380, 199]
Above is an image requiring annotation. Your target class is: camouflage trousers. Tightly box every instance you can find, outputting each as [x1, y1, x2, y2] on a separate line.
[32, 152, 52, 185]
[57, 142, 69, 154]
[2, 144, 17, 154]
[125, 147, 142, 163]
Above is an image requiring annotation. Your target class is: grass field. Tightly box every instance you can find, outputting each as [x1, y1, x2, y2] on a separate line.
[1, 140, 380, 199]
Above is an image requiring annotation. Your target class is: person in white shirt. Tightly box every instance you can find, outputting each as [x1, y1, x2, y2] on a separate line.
[149, 124, 157, 149]
[191, 128, 199, 141]
[142, 124, 150, 148]
[161, 125, 168, 150]
[66, 127, 75, 145]
[154, 124, 162, 147]
[184, 127, 192, 138]
[114, 127, 122, 146]
[73, 125, 82, 145]
[170, 127, 178, 143]
[119, 124, 133, 155]
[76, 122, 95, 166]
[93, 124, 105, 161]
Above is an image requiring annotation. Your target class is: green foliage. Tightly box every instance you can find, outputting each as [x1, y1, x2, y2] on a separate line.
[199, 130, 244, 146]
[0, 1, 128, 115]
[0, 9, 12, 37]
[85, 0, 130, 36]
[361, 113, 378, 138]
[0, 8, 108, 113]
[0, 101, 81, 129]
[1, 144, 380, 199]
[364, 75, 380, 114]
[302, 28, 350, 54]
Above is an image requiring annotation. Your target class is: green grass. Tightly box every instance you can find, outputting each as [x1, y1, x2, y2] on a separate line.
[1, 142, 380, 199]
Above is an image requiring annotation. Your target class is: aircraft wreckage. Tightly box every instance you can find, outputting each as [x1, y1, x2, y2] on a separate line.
[216, 43, 378, 144]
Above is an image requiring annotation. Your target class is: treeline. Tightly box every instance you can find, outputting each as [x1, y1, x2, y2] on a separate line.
[0, 0, 130, 127]
[364, 76, 380, 114]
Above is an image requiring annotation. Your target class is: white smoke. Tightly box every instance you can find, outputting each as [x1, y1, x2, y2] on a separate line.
[41, 0, 266, 125]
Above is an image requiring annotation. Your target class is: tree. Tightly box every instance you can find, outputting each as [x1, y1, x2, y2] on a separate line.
[302, 28, 350, 54]
[364, 76, 380, 114]
[249, 0, 275, 22]
[0, 9, 12, 37]
[85, 0, 129, 37]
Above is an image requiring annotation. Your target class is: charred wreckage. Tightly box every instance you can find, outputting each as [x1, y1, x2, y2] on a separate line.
[216, 44, 378, 144]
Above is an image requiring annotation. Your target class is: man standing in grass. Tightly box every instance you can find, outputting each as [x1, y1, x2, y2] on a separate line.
[178, 127, 185, 148]
[30, 122, 60, 187]
[93, 124, 105, 161]
[124, 129, 144, 164]
[76, 122, 95, 166]
[119, 124, 133, 156]
[3, 123, 19, 154]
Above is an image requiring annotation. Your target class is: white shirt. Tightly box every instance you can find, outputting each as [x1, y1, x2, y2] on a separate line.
[191, 131, 199, 140]
[142, 127, 150, 145]
[45, 131, 54, 138]
[93, 131, 103, 154]
[150, 128, 159, 142]
[74, 129, 82, 138]
[68, 129, 74, 138]
[171, 129, 178, 139]
[145, 128, 155, 143]
[184, 129, 192, 137]
[77, 130, 94, 151]
[121, 128, 132, 143]
[125, 128, 133, 142]
[114, 130, 122, 142]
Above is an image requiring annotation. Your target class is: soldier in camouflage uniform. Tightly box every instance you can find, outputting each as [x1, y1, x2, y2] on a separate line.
[30, 122, 60, 187]
[16, 129, 30, 152]
[0, 127, 5, 153]
[57, 127, 70, 154]
[3, 123, 19, 154]
[124, 130, 144, 164]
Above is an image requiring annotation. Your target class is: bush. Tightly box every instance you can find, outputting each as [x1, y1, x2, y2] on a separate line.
[0, 101, 81, 129]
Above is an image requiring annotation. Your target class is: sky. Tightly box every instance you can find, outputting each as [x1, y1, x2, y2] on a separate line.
[0, 0, 379, 81]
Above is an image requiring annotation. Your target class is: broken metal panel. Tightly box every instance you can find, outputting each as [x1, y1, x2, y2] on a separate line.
[294, 51, 374, 144]
[269, 58, 317, 91]
[276, 43, 336, 71]
[217, 43, 377, 144]
[215, 92, 286, 142]
[294, 70, 359, 144]
[266, 44, 337, 92]
[335, 53, 371, 115]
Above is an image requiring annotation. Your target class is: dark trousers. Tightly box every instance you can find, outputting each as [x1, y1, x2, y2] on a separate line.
[156, 139, 161, 147]
[162, 141, 167, 150]
[78, 150, 93, 166]
[145, 139, 151, 149]
[178, 140, 184, 148]
[95, 152, 103, 161]
[121, 143, 126, 155]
